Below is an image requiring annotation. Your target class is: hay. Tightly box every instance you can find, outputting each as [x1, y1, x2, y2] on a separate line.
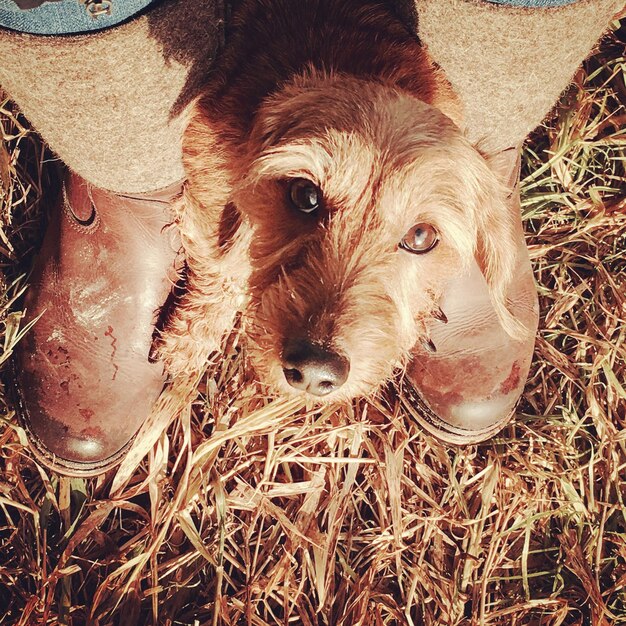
[0, 21, 625, 625]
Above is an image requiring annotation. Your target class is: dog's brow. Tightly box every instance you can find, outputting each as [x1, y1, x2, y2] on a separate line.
[250, 143, 330, 185]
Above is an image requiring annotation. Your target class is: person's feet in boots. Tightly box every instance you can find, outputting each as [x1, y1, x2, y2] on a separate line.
[403, 147, 539, 444]
[12, 171, 181, 476]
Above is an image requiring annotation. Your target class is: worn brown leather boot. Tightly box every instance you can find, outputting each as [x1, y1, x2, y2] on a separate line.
[12, 171, 180, 476]
[403, 147, 539, 444]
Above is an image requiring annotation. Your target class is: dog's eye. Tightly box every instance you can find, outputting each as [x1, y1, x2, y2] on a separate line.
[289, 178, 321, 214]
[399, 223, 439, 254]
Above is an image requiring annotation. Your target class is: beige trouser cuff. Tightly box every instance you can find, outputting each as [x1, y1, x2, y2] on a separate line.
[414, 0, 624, 152]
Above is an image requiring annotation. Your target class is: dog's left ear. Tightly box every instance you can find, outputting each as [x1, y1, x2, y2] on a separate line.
[475, 146, 528, 338]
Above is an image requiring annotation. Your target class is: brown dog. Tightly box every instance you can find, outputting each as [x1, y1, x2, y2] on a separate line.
[154, 0, 522, 402]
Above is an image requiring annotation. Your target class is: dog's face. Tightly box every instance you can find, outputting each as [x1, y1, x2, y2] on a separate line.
[230, 76, 518, 402]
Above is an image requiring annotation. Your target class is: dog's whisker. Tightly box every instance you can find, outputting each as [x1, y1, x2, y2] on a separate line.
[420, 337, 437, 354]
[432, 306, 448, 324]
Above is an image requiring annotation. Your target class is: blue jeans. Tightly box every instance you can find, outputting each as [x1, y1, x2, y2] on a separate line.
[0, 0, 582, 35]
[0, 0, 156, 34]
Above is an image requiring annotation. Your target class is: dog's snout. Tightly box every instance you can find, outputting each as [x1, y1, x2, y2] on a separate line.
[282, 338, 349, 396]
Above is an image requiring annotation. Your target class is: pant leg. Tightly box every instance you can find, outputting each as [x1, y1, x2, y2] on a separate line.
[413, 0, 624, 151]
[2, 0, 621, 193]
[0, 0, 224, 194]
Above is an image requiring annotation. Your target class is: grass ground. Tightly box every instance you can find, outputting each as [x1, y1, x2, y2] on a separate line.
[0, 19, 625, 626]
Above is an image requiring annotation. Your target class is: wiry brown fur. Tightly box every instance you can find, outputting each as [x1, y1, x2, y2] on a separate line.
[154, 0, 522, 401]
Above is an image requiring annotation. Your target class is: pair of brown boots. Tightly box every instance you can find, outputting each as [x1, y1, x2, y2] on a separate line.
[1, 0, 622, 475]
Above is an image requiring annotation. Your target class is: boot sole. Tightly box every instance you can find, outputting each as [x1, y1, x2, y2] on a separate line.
[400, 380, 515, 445]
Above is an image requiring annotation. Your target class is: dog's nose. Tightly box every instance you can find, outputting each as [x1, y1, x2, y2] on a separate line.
[282, 339, 349, 396]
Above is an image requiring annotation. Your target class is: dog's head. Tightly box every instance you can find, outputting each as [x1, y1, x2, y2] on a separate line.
[221, 74, 521, 402]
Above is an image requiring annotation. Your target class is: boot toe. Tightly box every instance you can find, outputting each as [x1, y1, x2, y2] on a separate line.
[405, 339, 532, 445]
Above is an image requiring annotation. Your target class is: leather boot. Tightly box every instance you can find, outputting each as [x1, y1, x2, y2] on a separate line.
[403, 147, 539, 444]
[12, 171, 180, 476]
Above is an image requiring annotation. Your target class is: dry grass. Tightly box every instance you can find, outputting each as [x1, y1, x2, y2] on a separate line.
[1, 20, 625, 626]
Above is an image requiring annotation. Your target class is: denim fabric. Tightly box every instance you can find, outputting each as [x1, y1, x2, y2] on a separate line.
[487, 0, 579, 5]
[0, 0, 156, 34]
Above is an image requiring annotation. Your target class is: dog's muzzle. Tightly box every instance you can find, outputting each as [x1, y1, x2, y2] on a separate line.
[282, 338, 349, 397]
